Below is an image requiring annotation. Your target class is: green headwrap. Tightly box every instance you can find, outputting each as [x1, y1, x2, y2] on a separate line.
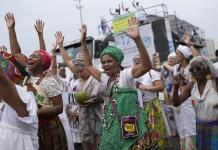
[100, 46, 124, 64]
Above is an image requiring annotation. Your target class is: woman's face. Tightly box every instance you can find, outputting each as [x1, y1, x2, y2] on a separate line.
[168, 56, 175, 66]
[176, 50, 185, 63]
[190, 61, 208, 80]
[101, 54, 119, 76]
[28, 52, 43, 73]
[75, 68, 90, 80]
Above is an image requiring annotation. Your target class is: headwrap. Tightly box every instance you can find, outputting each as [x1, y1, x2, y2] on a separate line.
[34, 50, 51, 71]
[177, 45, 192, 59]
[190, 56, 218, 79]
[0, 51, 25, 85]
[73, 52, 85, 69]
[168, 52, 176, 59]
[100, 46, 124, 64]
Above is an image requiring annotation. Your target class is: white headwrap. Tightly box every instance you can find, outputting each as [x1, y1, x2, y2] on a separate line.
[177, 45, 192, 59]
[168, 52, 176, 59]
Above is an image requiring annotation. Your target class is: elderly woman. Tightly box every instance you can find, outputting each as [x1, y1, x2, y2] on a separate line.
[172, 56, 218, 150]
[55, 31, 104, 150]
[160, 53, 177, 137]
[0, 51, 38, 150]
[173, 45, 197, 150]
[5, 13, 67, 150]
[80, 17, 153, 149]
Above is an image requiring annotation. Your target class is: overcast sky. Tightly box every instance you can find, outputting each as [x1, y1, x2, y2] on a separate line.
[0, 0, 217, 55]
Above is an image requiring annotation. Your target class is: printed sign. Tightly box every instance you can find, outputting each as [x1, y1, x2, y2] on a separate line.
[112, 13, 135, 33]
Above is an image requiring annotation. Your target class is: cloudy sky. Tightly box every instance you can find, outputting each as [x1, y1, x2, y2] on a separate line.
[0, 0, 217, 55]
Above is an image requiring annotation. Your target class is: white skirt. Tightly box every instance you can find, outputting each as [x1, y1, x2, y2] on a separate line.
[0, 123, 38, 150]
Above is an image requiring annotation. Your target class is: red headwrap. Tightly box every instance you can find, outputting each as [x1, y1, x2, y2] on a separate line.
[35, 50, 51, 71]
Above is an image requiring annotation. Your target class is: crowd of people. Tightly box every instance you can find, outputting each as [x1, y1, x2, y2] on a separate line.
[0, 11, 218, 150]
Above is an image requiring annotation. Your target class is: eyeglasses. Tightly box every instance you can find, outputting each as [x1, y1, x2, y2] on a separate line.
[189, 66, 204, 73]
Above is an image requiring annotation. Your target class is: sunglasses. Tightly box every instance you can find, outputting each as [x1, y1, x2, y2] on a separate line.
[189, 66, 204, 73]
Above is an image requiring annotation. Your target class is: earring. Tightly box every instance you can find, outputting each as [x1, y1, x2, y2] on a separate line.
[206, 74, 213, 80]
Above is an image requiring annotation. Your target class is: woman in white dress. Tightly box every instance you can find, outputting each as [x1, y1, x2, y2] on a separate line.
[0, 51, 38, 150]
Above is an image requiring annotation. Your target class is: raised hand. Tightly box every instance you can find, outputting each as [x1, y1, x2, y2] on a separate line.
[55, 31, 64, 46]
[80, 24, 87, 43]
[125, 17, 140, 40]
[5, 12, 15, 29]
[34, 19, 44, 35]
[171, 73, 183, 86]
[183, 31, 191, 45]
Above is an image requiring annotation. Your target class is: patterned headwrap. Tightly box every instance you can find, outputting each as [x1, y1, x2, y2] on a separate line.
[190, 56, 218, 79]
[34, 50, 51, 71]
[177, 45, 192, 59]
[73, 52, 85, 69]
[100, 46, 124, 64]
[0, 51, 25, 85]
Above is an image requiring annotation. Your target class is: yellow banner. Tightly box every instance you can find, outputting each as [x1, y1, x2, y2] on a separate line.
[112, 13, 135, 33]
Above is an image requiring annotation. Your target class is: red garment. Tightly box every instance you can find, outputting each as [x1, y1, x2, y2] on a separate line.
[35, 50, 51, 71]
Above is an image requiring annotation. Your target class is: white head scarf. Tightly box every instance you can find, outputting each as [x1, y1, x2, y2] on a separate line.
[168, 52, 176, 59]
[177, 45, 192, 59]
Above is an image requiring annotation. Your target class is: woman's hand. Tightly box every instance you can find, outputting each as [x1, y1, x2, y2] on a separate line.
[55, 31, 64, 47]
[125, 17, 140, 41]
[34, 19, 44, 35]
[5, 12, 15, 29]
[80, 24, 87, 44]
[183, 31, 192, 46]
[171, 73, 183, 87]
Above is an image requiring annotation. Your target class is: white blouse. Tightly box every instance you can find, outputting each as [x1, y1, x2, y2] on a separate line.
[0, 85, 38, 150]
[191, 80, 218, 122]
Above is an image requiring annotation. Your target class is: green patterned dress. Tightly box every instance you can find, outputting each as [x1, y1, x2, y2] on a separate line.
[98, 87, 148, 150]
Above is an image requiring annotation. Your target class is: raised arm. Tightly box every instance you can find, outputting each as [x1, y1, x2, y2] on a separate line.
[126, 17, 152, 78]
[80, 25, 102, 81]
[55, 31, 76, 74]
[0, 67, 28, 117]
[51, 43, 58, 76]
[184, 31, 199, 57]
[35, 19, 46, 50]
[5, 13, 21, 55]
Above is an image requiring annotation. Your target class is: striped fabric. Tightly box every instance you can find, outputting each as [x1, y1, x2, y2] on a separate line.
[38, 116, 68, 150]
[196, 119, 218, 150]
